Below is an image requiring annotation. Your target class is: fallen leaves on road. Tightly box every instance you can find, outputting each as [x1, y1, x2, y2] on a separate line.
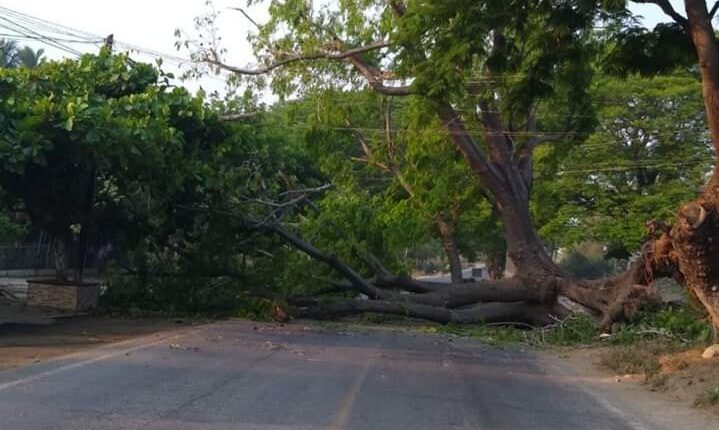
[262, 341, 287, 351]
[169, 343, 200, 352]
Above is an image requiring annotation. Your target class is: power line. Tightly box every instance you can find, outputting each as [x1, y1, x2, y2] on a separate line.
[0, 5, 232, 85]
[279, 122, 711, 141]
[0, 17, 83, 56]
[0, 6, 178, 61]
[0, 5, 100, 40]
[558, 159, 712, 175]
[0, 33, 102, 44]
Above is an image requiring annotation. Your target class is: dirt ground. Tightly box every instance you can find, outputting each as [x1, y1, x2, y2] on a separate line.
[558, 344, 719, 418]
[0, 316, 188, 370]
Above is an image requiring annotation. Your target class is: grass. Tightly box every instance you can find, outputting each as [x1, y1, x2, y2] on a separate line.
[420, 323, 527, 345]
[598, 341, 680, 379]
[312, 313, 600, 346]
[344, 304, 713, 351]
[694, 387, 719, 408]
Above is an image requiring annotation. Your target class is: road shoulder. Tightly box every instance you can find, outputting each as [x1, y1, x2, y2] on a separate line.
[544, 347, 717, 430]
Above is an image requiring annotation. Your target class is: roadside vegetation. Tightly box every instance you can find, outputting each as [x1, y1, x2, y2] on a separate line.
[1, 2, 719, 413]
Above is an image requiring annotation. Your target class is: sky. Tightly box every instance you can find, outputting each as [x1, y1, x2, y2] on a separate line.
[0, 0, 682, 97]
[0, 0, 269, 95]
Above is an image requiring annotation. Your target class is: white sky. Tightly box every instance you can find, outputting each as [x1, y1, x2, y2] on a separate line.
[0, 0, 680, 98]
[0, 0, 269, 95]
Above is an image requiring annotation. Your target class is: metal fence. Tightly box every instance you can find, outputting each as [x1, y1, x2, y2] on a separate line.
[0, 243, 53, 270]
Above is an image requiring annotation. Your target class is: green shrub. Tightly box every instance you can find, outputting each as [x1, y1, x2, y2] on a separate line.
[100, 272, 249, 316]
[559, 250, 613, 280]
[694, 387, 719, 408]
[611, 305, 713, 345]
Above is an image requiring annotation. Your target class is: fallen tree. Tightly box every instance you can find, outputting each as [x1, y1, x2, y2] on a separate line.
[186, 0, 719, 331]
[198, 201, 667, 329]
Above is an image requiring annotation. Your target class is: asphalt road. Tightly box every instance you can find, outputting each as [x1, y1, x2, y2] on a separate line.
[0, 321, 665, 430]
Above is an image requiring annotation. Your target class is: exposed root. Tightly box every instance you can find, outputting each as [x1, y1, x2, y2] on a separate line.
[672, 193, 719, 330]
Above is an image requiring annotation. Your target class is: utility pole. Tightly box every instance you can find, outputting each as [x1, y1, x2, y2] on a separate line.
[104, 34, 114, 52]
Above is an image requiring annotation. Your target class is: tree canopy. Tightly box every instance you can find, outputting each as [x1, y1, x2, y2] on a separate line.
[538, 72, 711, 256]
[2, 0, 719, 330]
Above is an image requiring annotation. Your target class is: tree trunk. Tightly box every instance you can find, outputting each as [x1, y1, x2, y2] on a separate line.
[486, 254, 505, 280]
[52, 235, 68, 281]
[503, 250, 516, 278]
[493, 191, 561, 280]
[435, 217, 463, 283]
[75, 167, 97, 283]
[300, 299, 556, 326]
[671, 0, 719, 330]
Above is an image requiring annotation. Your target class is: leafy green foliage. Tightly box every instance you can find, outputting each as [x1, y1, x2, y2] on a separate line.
[0, 51, 318, 307]
[603, 23, 696, 76]
[0, 51, 181, 238]
[423, 314, 599, 347]
[267, 90, 504, 277]
[538, 73, 710, 254]
[558, 244, 624, 279]
[423, 304, 711, 349]
[694, 387, 719, 408]
[611, 305, 715, 345]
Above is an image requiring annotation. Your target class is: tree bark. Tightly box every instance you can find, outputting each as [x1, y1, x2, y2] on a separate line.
[52, 235, 68, 281]
[503, 250, 516, 278]
[667, 0, 719, 330]
[435, 217, 463, 283]
[300, 299, 556, 326]
[486, 254, 505, 280]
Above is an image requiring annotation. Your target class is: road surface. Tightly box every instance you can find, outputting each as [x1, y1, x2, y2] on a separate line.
[419, 267, 486, 284]
[0, 320, 672, 429]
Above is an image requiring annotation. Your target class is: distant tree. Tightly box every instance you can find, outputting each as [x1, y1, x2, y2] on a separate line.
[538, 73, 711, 256]
[0, 40, 44, 68]
[16, 46, 45, 68]
[0, 39, 19, 68]
[282, 91, 504, 283]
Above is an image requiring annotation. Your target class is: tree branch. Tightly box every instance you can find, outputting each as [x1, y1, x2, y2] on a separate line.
[228, 7, 262, 31]
[242, 184, 332, 208]
[205, 40, 390, 76]
[633, 0, 687, 26]
[304, 200, 394, 277]
[299, 299, 554, 325]
[436, 102, 503, 191]
[346, 118, 416, 197]
[264, 223, 386, 300]
[373, 274, 444, 293]
[342, 53, 413, 95]
[711, 1, 719, 18]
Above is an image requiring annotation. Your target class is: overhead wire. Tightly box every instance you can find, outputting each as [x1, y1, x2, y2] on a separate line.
[0, 5, 231, 85]
[0, 16, 83, 56]
[277, 122, 714, 174]
[277, 122, 710, 141]
[0, 33, 102, 44]
[557, 159, 712, 175]
[0, 5, 100, 40]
